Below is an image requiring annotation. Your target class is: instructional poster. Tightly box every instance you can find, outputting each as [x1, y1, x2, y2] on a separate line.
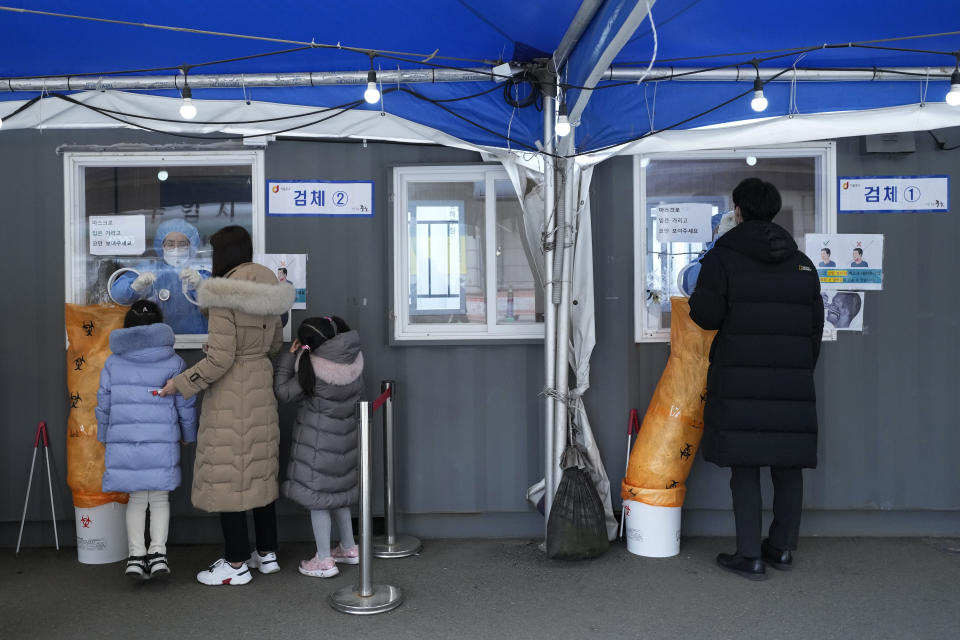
[255, 253, 307, 309]
[822, 291, 865, 332]
[804, 234, 884, 290]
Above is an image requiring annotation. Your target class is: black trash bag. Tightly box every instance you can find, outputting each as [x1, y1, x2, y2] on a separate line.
[547, 444, 609, 560]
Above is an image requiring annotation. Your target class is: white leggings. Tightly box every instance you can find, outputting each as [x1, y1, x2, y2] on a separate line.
[126, 490, 170, 557]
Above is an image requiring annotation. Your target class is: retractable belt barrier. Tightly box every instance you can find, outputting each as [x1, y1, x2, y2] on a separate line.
[330, 381, 410, 615]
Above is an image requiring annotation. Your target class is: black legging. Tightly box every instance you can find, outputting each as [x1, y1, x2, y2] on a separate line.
[219, 502, 278, 563]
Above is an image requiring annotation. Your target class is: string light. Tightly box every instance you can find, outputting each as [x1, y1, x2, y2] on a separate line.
[640, 157, 651, 167]
[363, 70, 380, 104]
[750, 77, 768, 112]
[946, 56, 960, 106]
[179, 85, 197, 119]
[746, 156, 758, 166]
[364, 56, 380, 104]
[157, 170, 169, 181]
[555, 101, 571, 137]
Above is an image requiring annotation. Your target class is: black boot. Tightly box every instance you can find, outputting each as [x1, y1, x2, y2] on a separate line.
[716, 552, 766, 580]
[761, 539, 793, 571]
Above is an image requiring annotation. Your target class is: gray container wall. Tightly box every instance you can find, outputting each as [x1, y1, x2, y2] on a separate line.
[1, 131, 543, 548]
[589, 132, 960, 536]
[3, 129, 958, 548]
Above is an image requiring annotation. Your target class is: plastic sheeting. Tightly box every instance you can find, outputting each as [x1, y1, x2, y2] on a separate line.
[508, 156, 617, 541]
[621, 297, 714, 508]
[65, 304, 129, 508]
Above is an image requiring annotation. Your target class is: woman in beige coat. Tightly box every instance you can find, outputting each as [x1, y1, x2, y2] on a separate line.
[158, 226, 294, 586]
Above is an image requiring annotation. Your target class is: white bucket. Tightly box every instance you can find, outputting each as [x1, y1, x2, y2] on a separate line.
[75, 502, 128, 564]
[623, 500, 682, 558]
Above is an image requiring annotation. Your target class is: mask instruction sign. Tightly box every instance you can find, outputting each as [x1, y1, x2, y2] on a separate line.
[839, 175, 948, 213]
[89, 215, 145, 255]
[255, 253, 307, 309]
[652, 203, 713, 243]
[804, 233, 884, 290]
[267, 181, 374, 216]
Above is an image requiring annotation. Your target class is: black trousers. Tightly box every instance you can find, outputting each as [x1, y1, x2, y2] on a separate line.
[219, 501, 278, 563]
[730, 467, 803, 558]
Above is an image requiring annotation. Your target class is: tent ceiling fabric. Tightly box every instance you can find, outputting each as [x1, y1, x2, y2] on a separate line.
[3, 1, 960, 152]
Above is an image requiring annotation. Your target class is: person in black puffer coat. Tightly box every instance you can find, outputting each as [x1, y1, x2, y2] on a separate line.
[689, 178, 824, 580]
[275, 316, 364, 578]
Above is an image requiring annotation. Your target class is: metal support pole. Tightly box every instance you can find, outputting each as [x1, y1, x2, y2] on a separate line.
[552, 156, 576, 497]
[374, 381, 422, 558]
[331, 402, 403, 615]
[542, 94, 557, 529]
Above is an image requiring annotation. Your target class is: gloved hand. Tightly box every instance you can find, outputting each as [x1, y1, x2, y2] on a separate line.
[179, 268, 202, 288]
[130, 271, 157, 293]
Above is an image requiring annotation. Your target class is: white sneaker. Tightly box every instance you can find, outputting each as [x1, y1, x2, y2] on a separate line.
[196, 559, 252, 586]
[247, 549, 280, 574]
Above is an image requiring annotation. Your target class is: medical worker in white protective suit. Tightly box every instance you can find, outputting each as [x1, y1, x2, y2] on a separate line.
[110, 219, 211, 335]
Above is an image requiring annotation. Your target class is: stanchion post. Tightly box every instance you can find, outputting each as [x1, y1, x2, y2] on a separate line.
[374, 381, 422, 558]
[330, 401, 403, 615]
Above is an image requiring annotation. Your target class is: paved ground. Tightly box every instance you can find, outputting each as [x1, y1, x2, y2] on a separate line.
[2, 537, 959, 640]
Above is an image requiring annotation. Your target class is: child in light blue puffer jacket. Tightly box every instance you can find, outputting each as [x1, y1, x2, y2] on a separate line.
[96, 300, 197, 580]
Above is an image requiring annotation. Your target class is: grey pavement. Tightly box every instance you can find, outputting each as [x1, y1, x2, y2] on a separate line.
[2, 537, 959, 640]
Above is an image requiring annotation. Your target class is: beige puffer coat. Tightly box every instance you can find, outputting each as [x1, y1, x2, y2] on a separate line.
[173, 263, 295, 513]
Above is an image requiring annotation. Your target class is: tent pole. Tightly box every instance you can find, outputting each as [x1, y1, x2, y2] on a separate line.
[552, 149, 575, 500]
[542, 95, 557, 531]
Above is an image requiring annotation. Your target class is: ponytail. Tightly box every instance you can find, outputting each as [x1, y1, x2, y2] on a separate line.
[295, 315, 351, 395]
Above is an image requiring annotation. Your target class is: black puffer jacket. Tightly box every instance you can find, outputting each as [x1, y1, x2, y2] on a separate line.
[689, 220, 823, 468]
[275, 331, 364, 510]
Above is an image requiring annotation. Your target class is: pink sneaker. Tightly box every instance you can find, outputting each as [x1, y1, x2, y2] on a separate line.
[298, 554, 339, 578]
[331, 544, 359, 565]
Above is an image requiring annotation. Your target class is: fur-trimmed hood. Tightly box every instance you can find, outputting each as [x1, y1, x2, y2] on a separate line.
[309, 351, 364, 386]
[109, 323, 175, 359]
[196, 262, 295, 315]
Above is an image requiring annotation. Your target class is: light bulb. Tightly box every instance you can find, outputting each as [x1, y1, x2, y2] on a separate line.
[640, 157, 651, 168]
[746, 156, 758, 166]
[179, 87, 197, 119]
[946, 70, 960, 106]
[555, 101, 572, 137]
[750, 77, 767, 112]
[364, 70, 380, 104]
[157, 170, 169, 181]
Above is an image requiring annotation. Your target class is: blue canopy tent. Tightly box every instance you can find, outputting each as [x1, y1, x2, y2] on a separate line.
[3, 0, 960, 542]
[2, 1, 960, 153]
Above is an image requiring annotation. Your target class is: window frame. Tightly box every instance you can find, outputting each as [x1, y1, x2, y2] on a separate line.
[633, 142, 837, 343]
[64, 149, 265, 349]
[392, 165, 545, 342]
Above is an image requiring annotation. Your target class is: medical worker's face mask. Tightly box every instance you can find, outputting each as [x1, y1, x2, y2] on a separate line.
[163, 247, 190, 267]
[162, 233, 191, 267]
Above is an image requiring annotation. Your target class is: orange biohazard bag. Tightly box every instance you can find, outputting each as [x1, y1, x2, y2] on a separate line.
[621, 298, 716, 507]
[65, 304, 129, 508]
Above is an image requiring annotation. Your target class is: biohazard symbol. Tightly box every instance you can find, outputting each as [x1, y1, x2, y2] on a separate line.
[70, 392, 81, 408]
[74, 355, 86, 371]
[80, 515, 92, 528]
[82, 321, 95, 337]
[666, 480, 679, 490]
[680, 443, 692, 461]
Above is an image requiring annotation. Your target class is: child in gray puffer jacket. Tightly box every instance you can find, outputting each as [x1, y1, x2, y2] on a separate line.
[275, 316, 364, 578]
[96, 300, 197, 581]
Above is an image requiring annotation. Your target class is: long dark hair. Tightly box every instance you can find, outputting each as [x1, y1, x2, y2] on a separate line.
[296, 316, 351, 395]
[210, 225, 253, 277]
[124, 299, 163, 328]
